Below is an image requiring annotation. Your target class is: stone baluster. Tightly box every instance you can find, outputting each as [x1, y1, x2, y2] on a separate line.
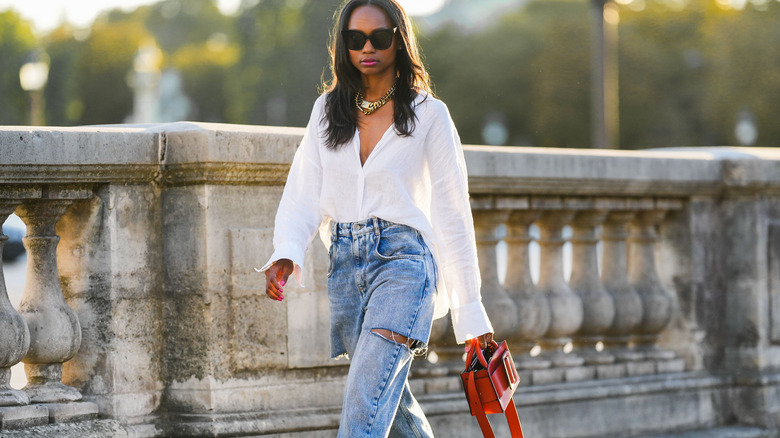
[601, 211, 644, 361]
[537, 210, 584, 367]
[472, 209, 518, 342]
[16, 200, 84, 403]
[504, 210, 551, 369]
[0, 203, 31, 407]
[629, 210, 676, 359]
[570, 211, 615, 364]
[419, 314, 461, 373]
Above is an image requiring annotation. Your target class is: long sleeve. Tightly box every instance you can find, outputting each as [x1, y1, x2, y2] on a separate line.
[257, 97, 325, 286]
[425, 102, 494, 344]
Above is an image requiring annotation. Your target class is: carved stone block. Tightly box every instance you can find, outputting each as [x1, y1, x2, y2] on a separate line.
[0, 405, 48, 430]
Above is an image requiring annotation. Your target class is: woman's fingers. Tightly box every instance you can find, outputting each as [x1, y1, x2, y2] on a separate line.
[476, 332, 494, 349]
[265, 259, 294, 301]
[265, 267, 285, 301]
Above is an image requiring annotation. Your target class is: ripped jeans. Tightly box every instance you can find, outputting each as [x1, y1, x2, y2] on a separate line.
[328, 218, 437, 438]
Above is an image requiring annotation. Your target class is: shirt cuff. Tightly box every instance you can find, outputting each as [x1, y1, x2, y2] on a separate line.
[451, 301, 494, 344]
[254, 242, 306, 288]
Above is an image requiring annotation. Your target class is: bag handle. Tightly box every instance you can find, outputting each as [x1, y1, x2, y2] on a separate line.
[465, 338, 500, 371]
[464, 339, 477, 372]
[475, 339, 500, 369]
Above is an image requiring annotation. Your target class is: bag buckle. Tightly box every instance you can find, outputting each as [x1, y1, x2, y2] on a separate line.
[502, 351, 519, 389]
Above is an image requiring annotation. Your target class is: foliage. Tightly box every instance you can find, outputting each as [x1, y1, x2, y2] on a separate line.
[425, 1, 592, 147]
[229, 0, 340, 126]
[44, 26, 85, 125]
[171, 38, 239, 122]
[523, 1, 591, 148]
[76, 17, 151, 124]
[700, 0, 780, 146]
[0, 10, 36, 125]
[618, 0, 780, 147]
[145, 0, 234, 55]
[147, 0, 239, 122]
[0, 0, 778, 148]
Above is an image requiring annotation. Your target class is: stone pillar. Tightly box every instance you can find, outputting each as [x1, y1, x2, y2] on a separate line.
[537, 211, 584, 367]
[629, 210, 675, 359]
[0, 203, 30, 407]
[601, 211, 644, 361]
[16, 200, 83, 403]
[418, 313, 461, 373]
[473, 210, 518, 341]
[504, 210, 551, 369]
[570, 211, 615, 364]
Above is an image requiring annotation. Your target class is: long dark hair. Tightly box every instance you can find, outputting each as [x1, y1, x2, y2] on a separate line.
[322, 0, 433, 150]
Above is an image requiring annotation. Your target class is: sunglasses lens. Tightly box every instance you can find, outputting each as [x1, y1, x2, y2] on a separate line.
[371, 30, 394, 50]
[343, 31, 367, 51]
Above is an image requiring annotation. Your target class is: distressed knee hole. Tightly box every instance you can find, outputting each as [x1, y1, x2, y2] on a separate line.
[370, 329, 428, 356]
[371, 328, 410, 346]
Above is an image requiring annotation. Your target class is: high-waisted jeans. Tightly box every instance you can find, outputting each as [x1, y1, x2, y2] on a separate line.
[328, 218, 437, 438]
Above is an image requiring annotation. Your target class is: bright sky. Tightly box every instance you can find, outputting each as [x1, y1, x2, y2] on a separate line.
[0, 0, 447, 35]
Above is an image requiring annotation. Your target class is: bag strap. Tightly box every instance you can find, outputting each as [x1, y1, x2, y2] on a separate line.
[466, 370, 525, 438]
[466, 370, 495, 438]
[505, 398, 525, 438]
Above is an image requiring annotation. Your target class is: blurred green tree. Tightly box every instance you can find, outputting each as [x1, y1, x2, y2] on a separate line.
[145, 0, 238, 122]
[619, 0, 712, 148]
[524, 0, 591, 148]
[424, 0, 591, 148]
[76, 17, 151, 124]
[4, 0, 778, 149]
[230, 0, 340, 126]
[44, 26, 85, 126]
[172, 38, 239, 122]
[145, 0, 234, 55]
[0, 10, 37, 125]
[700, 0, 780, 146]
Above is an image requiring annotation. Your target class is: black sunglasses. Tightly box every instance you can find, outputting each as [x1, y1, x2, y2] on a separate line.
[341, 27, 397, 51]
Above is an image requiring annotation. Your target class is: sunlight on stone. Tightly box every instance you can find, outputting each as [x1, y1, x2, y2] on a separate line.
[10, 362, 27, 390]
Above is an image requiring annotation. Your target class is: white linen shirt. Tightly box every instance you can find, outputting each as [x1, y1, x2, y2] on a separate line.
[260, 93, 493, 344]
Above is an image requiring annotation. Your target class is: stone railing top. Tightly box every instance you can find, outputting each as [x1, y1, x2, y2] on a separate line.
[464, 145, 780, 196]
[0, 125, 160, 165]
[0, 125, 161, 186]
[1, 123, 779, 195]
[0, 122, 304, 186]
[156, 122, 303, 165]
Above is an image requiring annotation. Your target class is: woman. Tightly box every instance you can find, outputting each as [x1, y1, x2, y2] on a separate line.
[260, 0, 494, 436]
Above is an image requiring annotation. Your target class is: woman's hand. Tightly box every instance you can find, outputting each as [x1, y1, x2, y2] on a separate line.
[265, 259, 294, 301]
[476, 332, 494, 349]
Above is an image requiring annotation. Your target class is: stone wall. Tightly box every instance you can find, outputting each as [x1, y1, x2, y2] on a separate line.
[1, 123, 779, 437]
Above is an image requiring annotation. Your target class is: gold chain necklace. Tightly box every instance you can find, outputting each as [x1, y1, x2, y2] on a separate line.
[355, 83, 397, 116]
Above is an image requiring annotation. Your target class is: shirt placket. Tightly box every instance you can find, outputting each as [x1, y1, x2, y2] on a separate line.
[353, 134, 367, 219]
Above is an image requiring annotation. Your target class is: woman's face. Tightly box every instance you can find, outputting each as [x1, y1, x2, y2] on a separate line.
[346, 5, 399, 81]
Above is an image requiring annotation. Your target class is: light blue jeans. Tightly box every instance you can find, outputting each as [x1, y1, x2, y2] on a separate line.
[328, 218, 437, 438]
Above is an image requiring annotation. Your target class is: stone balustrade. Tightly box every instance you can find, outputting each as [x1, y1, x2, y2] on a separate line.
[443, 195, 685, 385]
[1, 124, 780, 437]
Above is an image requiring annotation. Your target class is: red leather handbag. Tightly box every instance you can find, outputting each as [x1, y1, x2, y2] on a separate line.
[461, 339, 524, 438]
